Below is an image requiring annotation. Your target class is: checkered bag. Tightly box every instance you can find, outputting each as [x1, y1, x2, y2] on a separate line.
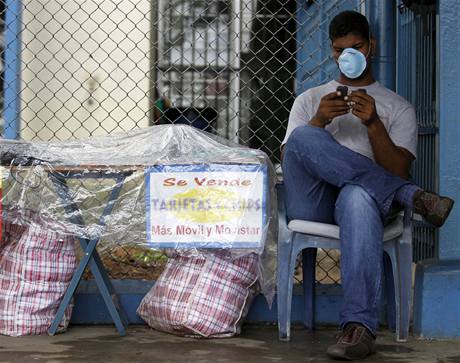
[137, 252, 259, 338]
[0, 217, 77, 336]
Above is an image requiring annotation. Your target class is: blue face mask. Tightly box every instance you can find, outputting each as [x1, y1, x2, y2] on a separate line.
[338, 48, 367, 79]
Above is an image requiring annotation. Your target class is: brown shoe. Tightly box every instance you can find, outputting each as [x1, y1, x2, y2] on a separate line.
[326, 323, 376, 360]
[413, 190, 455, 228]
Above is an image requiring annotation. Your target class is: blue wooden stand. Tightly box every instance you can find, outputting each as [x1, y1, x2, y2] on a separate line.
[47, 170, 132, 336]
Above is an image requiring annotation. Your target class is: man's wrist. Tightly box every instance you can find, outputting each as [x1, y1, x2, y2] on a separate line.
[365, 116, 381, 129]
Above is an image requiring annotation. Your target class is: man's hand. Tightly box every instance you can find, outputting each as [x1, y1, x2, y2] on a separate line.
[348, 91, 379, 126]
[309, 91, 349, 128]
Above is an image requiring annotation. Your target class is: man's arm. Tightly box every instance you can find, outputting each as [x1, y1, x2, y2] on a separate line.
[349, 91, 414, 179]
[367, 120, 414, 179]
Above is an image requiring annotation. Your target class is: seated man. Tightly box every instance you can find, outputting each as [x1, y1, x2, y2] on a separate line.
[281, 10, 454, 361]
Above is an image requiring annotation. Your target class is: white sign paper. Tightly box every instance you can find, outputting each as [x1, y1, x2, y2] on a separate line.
[145, 164, 266, 248]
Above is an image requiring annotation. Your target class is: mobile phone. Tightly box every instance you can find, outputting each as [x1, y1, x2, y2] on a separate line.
[336, 86, 348, 100]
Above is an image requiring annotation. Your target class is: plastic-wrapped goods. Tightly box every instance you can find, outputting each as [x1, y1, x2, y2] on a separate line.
[0, 167, 3, 246]
[0, 125, 277, 302]
[0, 208, 76, 336]
[137, 251, 259, 338]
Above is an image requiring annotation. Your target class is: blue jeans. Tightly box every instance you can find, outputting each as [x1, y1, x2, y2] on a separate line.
[283, 125, 411, 334]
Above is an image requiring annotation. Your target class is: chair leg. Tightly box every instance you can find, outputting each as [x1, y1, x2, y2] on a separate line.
[383, 252, 396, 333]
[277, 237, 296, 341]
[387, 247, 402, 340]
[396, 242, 412, 342]
[387, 242, 412, 342]
[302, 248, 317, 330]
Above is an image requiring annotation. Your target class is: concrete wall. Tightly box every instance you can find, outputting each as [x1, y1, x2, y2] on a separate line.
[20, 0, 151, 141]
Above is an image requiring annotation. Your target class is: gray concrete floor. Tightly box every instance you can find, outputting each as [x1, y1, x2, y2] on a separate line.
[0, 324, 460, 363]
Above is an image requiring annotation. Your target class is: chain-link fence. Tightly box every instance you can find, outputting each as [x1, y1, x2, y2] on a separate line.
[0, 0, 438, 285]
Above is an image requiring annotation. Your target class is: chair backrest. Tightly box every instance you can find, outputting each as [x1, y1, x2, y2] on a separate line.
[276, 183, 293, 242]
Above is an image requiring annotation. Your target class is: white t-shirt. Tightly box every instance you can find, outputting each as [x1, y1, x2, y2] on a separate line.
[282, 80, 418, 160]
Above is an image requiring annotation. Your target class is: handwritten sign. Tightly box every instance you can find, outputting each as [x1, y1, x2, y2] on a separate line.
[145, 164, 267, 249]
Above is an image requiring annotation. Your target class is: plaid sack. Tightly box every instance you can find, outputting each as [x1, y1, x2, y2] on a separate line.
[0, 219, 77, 336]
[137, 252, 259, 338]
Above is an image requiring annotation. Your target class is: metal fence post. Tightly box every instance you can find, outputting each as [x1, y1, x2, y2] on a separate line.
[365, 0, 396, 90]
[3, 0, 23, 139]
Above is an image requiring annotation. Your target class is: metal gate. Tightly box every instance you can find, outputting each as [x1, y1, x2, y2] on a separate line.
[397, 1, 438, 261]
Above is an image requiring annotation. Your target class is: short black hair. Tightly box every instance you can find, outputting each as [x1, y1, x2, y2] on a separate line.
[329, 11, 370, 41]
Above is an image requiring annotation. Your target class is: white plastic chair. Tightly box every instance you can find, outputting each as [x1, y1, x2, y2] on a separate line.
[276, 183, 413, 342]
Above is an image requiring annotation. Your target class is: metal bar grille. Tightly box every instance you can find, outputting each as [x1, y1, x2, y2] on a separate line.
[397, 3, 438, 262]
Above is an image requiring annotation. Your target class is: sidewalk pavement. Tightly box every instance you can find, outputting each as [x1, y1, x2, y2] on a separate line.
[1, 324, 459, 363]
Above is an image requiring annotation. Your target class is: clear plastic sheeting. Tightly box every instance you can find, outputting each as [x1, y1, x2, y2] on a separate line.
[0, 125, 278, 302]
